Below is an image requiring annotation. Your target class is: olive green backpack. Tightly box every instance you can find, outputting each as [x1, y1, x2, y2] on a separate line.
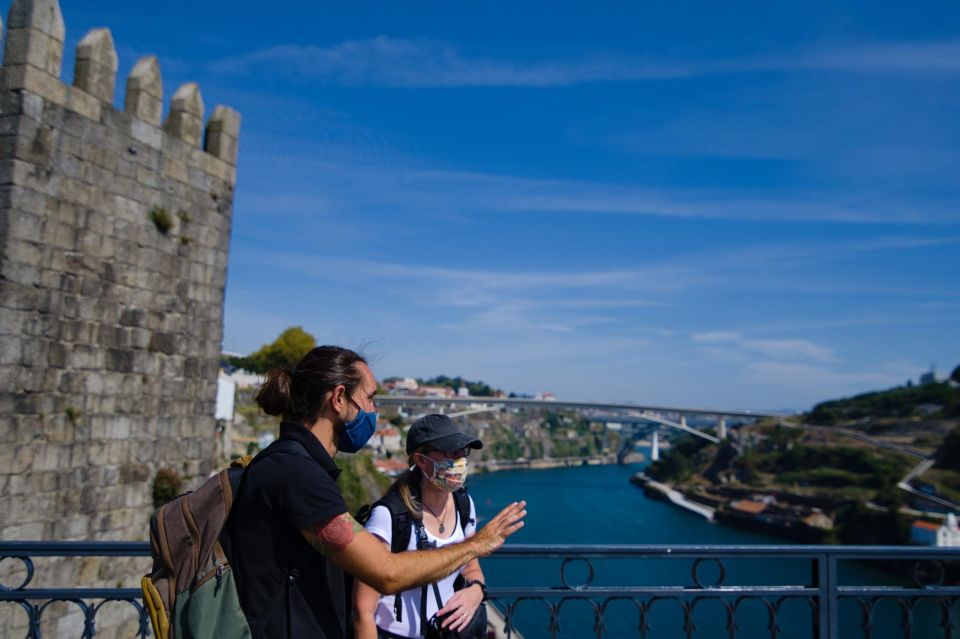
[142, 440, 308, 638]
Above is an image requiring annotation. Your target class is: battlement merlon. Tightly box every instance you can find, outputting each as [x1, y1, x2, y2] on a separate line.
[0, 0, 240, 172]
[74, 28, 117, 104]
[125, 55, 162, 127]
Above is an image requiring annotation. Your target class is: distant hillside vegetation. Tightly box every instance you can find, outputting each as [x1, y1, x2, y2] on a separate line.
[935, 425, 960, 472]
[808, 380, 959, 425]
[416, 375, 501, 397]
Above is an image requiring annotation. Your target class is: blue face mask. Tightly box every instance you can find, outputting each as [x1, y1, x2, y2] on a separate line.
[339, 398, 377, 453]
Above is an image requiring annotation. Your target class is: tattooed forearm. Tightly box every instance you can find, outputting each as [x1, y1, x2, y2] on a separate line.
[302, 513, 364, 556]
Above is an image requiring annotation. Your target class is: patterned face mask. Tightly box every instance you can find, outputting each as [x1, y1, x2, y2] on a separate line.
[423, 455, 469, 491]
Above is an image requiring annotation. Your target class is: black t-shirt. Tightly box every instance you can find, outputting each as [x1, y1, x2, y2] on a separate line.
[227, 421, 349, 639]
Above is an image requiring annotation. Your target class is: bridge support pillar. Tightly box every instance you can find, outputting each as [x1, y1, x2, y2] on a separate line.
[717, 416, 727, 439]
[651, 429, 660, 462]
[679, 415, 687, 428]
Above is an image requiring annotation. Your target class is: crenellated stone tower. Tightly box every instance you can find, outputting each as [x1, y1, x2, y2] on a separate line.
[0, 0, 240, 550]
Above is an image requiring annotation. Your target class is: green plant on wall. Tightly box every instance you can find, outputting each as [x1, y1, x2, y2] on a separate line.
[149, 206, 173, 234]
[64, 406, 81, 427]
[152, 467, 184, 507]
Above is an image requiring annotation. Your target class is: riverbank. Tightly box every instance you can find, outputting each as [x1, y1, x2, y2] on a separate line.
[631, 473, 716, 521]
[631, 473, 835, 543]
[478, 453, 619, 473]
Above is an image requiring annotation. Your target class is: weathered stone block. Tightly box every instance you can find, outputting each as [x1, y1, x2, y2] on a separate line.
[1, 443, 34, 473]
[65, 86, 101, 121]
[0, 413, 21, 443]
[54, 514, 90, 539]
[1, 65, 68, 107]
[74, 29, 118, 103]
[125, 56, 163, 126]
[2, 27, 63, 76]
[164, 83, 203, 147]
[105, 348, 133, 372]
[105, 418, 129, 440]
[7, 0, 66, 40]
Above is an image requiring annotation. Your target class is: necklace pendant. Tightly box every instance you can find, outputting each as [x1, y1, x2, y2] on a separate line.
[439, 522, 445, 534]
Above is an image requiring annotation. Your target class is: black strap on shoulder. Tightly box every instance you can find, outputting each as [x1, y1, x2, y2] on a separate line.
[371, 491, 413, 555]
[366, 490, 414, 623]
[413, 517, 438, 634]
[452, 487, 474, 533]
[229, 437, 313, 635]
[228, 437, 312, 497]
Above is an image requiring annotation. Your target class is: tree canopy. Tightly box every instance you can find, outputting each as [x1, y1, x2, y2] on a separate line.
[936, 426, 960, 472]
[808, 381, 959, 424]
[228, 326, 317, 373]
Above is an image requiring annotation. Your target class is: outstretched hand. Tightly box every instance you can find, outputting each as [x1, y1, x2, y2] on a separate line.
[471, 500, 527, 556]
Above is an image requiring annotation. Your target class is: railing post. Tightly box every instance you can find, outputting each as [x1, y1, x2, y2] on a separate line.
[813, 550, 828, 639]
[814, 550, 839, 639]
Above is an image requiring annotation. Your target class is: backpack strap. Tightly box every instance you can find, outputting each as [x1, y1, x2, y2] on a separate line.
[412, 517, 437, 635]
[453, 487, 474, 534]
[228, 437, 314, 633]
[366, 490, 413, 622]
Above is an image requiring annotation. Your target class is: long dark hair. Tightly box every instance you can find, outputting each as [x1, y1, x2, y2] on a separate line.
[387, 456, 425, 520]
[254, 345, 367, 425]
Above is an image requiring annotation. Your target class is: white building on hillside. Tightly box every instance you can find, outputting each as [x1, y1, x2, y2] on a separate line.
[939, 514, 960, 547]
[911, 514, 960, 547]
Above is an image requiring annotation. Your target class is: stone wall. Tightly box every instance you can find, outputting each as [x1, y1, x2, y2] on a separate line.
[0, 1, 240, 633]
[0, 0, 239, 552]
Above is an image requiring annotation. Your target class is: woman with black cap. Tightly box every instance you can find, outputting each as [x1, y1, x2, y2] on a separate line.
[226, 347, 524, 639]
[353, 414, 490, 639]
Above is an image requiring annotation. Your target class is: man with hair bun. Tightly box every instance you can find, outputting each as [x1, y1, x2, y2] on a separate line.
[225, 345, 526, 639]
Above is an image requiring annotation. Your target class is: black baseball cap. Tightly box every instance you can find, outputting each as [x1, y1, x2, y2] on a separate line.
[406, 414, 483, 455]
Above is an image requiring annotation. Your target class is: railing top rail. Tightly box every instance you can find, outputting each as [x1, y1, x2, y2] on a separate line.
[1, 541, 957, 558]
[0, 541, 150, 556]
[494, 544, 960, 558]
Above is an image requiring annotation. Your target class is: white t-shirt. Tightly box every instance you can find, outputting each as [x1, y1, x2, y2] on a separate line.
[364, 496, 477, 638]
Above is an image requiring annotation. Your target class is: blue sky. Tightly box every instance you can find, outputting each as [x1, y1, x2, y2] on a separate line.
[56, 1, 960, 410]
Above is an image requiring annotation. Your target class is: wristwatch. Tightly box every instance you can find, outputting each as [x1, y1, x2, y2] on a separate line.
[462, 579, 487, 601]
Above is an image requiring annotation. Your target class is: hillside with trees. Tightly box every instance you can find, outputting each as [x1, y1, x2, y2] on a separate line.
[808, 380, 959, 424]
[643, 367, 959, 545]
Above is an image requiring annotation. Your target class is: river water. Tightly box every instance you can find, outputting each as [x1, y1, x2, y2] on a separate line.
[468, 459, 946, 638]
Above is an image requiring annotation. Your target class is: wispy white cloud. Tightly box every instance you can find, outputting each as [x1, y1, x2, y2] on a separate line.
[742, 361, 918, 395]
[690, 331, 836, 363]
[207, 37, 960, 88]
[741, 339, 835, 362]
[236, 142, 960, 225]
[691, 331, 742, 343]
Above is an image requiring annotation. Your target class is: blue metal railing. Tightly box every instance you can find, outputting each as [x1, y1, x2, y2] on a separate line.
[1, 541, 958, 638]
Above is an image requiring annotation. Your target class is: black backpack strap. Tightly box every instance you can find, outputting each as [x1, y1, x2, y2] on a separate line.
[228, 438, 313, 634]
[364, 490, 415, 623]
[453, 487, 474, 533]
[412, 517, 437, 635]
[227, 437, 312, 497]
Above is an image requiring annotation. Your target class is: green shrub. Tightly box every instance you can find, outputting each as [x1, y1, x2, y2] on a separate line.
[152, 467, 184, 507]
[149, 207, 173, 234]
[336, 454, 391, 514]
[64, 406, 81, 427]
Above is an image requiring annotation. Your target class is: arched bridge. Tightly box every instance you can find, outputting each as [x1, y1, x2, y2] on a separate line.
[376, 395, 791, 461]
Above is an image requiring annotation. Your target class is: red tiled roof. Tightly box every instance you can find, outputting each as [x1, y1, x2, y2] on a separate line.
[912, 520, 940, 531]
[730, 499, 768, 515]
[375, 459, 408, 472]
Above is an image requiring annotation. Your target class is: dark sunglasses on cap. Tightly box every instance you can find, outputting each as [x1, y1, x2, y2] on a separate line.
[421, 447, 471, 459]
